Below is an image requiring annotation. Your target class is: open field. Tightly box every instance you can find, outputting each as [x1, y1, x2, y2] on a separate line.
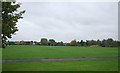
[2, 45, 118, 71]
[0, 48, 1, 71]
[3, 45, 118, 59]
[3, 60, 118, 71]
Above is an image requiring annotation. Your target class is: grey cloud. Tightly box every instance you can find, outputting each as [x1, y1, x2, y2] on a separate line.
[9, 2, 118, 42]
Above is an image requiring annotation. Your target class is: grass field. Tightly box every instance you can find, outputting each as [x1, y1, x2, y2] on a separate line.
[3, 60, 118, 71]
[3, 45, 118, 59]
[2, 45, 118, 71]
[0, 48, 1, 71]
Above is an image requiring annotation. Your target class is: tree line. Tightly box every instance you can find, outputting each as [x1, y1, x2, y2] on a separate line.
[8, 38, 119, 47]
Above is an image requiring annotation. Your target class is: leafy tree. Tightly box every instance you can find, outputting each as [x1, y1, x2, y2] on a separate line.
[106, 38, 113, 47]
[48, 39, 56, 46]
[70, 40, 77, 46]
[76, 41, 80, 46]
[57, 41, 64, 46]
[85, 40, 89, 46]
[96, 39, 101, 46]
[2, 2, 25, 48]
[40, 38, 48, 45]
[100, 38, 115, 47]
[99, 39, 105, 47]
[80, 40, 84, 46]
[89, 40, 97, 45]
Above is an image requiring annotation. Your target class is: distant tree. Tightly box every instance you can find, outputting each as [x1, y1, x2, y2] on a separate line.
[48, 39, 56, 46]
[106, 38, 113, 47]
[8, 41, 15, 45]
[20, 41, 24, 45]
[90, 40, 97, 45]
[100, 38, 117, 47]
[64, 43, 70, 46]
[70, 40, 77, 46]
[100, 39, 106, 47]
[80, 40, 84, 46]
[97, 39, 101, 46]
[15, 41, 20, 45]
[112, 41, 118, 47]
[56, 41, 63, 46]
[30, 41, 33, 45]
[2, 2, 25, 48]
[40, 38, 48, 45]
[85, 40, 89, 46]
[34, 41, 40, 45]
[77, 41, 81, 46]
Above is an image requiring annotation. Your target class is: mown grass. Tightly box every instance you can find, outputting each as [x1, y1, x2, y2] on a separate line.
[0, 48, 2, 72]
[2, 45, 118, 71]
[3, 45, 118, 59]
[3, 60, 118, 71]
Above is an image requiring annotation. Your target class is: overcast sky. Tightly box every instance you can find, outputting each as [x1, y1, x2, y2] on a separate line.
[9, 2, 118, 42]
